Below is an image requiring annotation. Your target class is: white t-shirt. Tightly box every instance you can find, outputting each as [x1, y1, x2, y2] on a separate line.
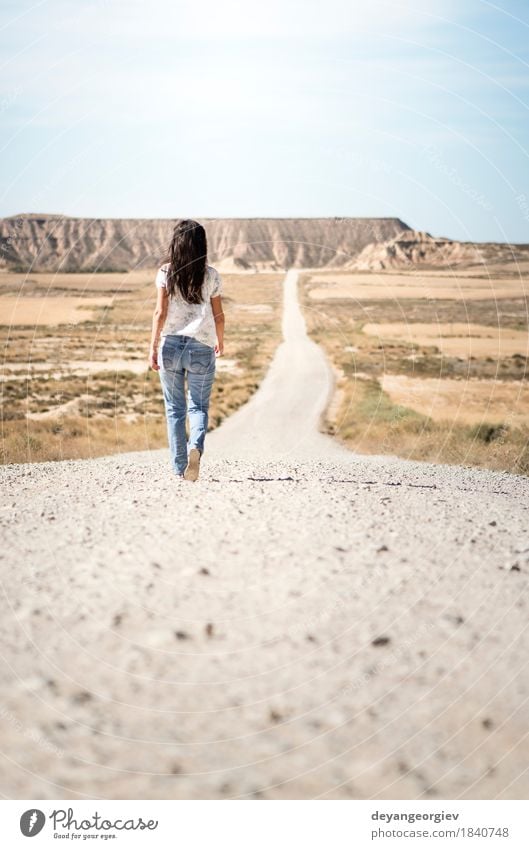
[155, 263, 223, 348]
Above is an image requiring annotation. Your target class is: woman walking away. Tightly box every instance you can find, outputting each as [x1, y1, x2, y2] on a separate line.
[149, 219, 225, 482]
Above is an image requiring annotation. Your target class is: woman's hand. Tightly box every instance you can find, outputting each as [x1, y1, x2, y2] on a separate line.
[149, 347, 160, 371]
[150, 287, 168, 371]
[211, 295, 224, 358]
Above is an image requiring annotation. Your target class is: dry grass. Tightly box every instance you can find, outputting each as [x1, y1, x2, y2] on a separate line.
[300, 271, 529, 475]
[361, 322, 529, 358]
[307, 270, 529, 301]
[1, 271, 283, 464]
[329, 375, 529, 475]
[379, 373, 529, 426]
[5, 415, 169, 465]
[0, 269, 149, 294]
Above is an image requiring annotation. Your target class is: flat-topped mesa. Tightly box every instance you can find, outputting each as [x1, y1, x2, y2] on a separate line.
[0, 214, 409, 273]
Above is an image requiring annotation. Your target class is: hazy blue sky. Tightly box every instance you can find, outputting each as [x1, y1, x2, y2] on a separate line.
[1, 0, 528, 241]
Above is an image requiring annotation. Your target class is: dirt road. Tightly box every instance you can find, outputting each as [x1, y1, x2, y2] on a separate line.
[1, 271, 528, 800]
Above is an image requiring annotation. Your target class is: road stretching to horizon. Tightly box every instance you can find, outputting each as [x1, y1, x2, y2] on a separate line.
[1, 271, 528, 799]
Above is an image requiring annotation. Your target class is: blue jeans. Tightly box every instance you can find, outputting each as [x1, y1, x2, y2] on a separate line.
[158, 334, 216, 475]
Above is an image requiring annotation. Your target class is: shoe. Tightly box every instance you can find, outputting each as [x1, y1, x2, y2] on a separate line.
[184, 448, 201, 482]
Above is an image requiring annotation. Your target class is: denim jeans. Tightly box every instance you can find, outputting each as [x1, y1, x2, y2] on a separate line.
[158, 334, 216, 475]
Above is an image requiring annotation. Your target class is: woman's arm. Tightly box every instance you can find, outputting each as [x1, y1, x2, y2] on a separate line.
[149, 287, 169, 370]
[211, 295, 225, 356]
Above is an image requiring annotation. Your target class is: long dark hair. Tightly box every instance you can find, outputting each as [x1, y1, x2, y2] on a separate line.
[163, 219, 208, 304]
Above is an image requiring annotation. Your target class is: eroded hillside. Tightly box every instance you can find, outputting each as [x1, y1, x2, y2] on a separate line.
[0, 215, 409, 272]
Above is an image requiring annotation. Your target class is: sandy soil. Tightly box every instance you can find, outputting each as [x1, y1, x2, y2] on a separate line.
[2, 357, 240, 384]
[379, 374, 529, 427]
[1, 271, 528, 800]
[307, 272, 528, 302]
[0, 270, 151, 293]
[362, 322, 529, 359]
[0, 296, 112, 325]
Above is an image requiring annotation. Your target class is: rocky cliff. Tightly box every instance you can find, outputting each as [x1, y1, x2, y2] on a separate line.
[347, 229, 529, 271]
[0, 214, 409, 272]
[348, 229, 484, 270]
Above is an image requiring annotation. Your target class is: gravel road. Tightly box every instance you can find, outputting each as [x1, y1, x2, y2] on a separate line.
[1, 271, 528, 800]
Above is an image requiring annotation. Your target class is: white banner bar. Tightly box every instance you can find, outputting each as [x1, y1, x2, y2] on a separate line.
[1, 799, 527, 848]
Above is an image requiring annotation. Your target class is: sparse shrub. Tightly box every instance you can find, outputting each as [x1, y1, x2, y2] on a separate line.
[470, 423, 509, 444]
